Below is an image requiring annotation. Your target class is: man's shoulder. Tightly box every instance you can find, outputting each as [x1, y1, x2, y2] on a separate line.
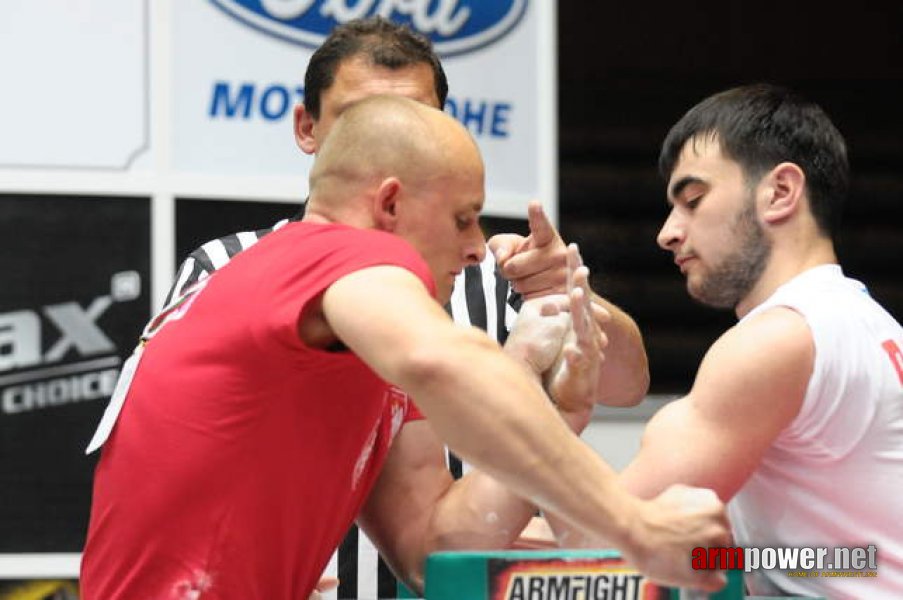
[291, 222, 422, 256]
[291, 224, 435, 290]
[716, 307, 813, 367]
[693, 308, 813, 410]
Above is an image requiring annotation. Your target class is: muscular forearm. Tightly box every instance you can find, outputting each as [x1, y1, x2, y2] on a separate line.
[592, 295, 649, 406]
[425, 470, 537, 553]
[396, 328, 641, 551]
[420, 335, 593, 562]
[333, 268, 730, 593]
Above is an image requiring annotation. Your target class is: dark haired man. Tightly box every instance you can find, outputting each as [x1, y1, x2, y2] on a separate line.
[556, 84, 903, 599]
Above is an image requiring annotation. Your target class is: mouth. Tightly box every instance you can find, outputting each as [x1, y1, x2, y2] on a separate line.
[674, 255, 695, 273]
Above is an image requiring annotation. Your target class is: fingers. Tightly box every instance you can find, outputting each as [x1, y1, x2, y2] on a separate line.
[538, 295, 570, 316]
[566, 246, 610, 353]
[502, 249, 567, 293]
[567, 244, 589, 296]
[308, 575, 340, 599]
[526, 201, 558, 248]
[562, 283, 607, 374]
[566, 241, 584, 273]
[694, 570, 729, 593]
[635, 485, 732, 592]
[671, 485, 721, 511]
[487, 233, 526, 265]
[511, 273, 569, 300]
[542, 244, 606, 411]
[568, 271, 592, 335]
[498, 204, 568, 294]
[590, 302, 612, 325]
[315, 576, 340, 592]
[565, 245, 595, 347]
[561, 341, 605, 372]
[663, 486, 728, 530]
[563, 333, 607, 370]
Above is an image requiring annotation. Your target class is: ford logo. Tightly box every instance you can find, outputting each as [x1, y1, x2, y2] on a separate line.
[209, 0, 528, 57]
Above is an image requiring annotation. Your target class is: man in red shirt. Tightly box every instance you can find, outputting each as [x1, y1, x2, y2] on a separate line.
[82, 95, 729, 599]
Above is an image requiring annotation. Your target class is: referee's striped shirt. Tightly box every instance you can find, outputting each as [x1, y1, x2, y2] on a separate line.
[164, 213, 522, 599]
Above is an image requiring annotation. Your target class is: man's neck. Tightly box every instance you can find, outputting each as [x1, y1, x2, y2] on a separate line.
[735, 242, 838, 319]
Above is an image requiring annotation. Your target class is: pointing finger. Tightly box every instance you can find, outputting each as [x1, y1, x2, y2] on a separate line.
[527, 201, 558, 248]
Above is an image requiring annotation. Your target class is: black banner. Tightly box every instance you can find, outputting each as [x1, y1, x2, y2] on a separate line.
[0, 194, 150, 552]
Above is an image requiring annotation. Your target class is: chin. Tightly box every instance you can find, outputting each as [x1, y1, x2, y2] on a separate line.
[436, 284, 453, 306]
[686, 280, 709, 306]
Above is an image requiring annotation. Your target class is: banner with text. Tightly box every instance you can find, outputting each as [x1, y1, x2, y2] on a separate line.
[173, 0, 552, 218]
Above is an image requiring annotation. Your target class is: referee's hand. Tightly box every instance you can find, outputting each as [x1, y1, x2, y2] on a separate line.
[489, 201, 568, 299]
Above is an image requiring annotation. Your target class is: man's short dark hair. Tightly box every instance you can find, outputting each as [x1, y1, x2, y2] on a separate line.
[658, 83, 849, 238]
[304, 17, 449, 119]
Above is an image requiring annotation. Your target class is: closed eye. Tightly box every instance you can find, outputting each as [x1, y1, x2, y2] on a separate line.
[685, 196, 702, 210]
[456, 216, 474, 231]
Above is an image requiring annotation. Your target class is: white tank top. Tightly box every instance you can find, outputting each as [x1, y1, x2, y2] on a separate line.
[728, 264, 903, 598]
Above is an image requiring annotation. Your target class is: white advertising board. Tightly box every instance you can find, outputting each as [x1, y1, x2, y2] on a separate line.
[172, 0, 556, 220]
[0, 0, 148, 170]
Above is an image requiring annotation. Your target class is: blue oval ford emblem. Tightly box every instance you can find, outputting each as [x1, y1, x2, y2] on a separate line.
[209, 0, 527, 57]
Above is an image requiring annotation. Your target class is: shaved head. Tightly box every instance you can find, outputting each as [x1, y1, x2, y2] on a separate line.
[307, 95, 482, 218]
[305, 94, 487, 304]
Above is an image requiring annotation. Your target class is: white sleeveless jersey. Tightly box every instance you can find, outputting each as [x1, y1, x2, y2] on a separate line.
[729, 264, 903, 599]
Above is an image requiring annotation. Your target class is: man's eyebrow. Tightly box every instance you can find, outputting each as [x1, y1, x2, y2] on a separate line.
[668, 175, 704, 202]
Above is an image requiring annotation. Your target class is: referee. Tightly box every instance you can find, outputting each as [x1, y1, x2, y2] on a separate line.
[158, 18, 648, 599]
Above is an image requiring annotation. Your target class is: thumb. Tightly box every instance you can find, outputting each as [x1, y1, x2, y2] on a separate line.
[694, 569, 728, 593]
[488, 233, 525, 264]
[315, 576, 339, 592]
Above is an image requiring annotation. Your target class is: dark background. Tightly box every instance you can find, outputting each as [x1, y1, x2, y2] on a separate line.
[0, 194, 150, 551]
[557, 1, 903, 393]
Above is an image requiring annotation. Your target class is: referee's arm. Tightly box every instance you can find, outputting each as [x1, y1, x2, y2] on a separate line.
[490, 202, 649, 405]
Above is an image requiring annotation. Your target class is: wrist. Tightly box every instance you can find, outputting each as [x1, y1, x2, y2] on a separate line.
[619, 499, 652, 570]
[558, 405, 593, 434]
[502, 338, 545, 383]
[595, 493, 646, 567]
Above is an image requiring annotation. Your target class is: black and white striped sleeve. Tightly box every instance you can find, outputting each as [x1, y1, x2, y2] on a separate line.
[447, 250, 521, 345]
[162, 219, 291, 306]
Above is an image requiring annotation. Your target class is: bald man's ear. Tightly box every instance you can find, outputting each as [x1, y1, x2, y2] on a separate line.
[374, 178, 402, 232]
[294, 104, 317, 155]
[762, 162, 806, 225]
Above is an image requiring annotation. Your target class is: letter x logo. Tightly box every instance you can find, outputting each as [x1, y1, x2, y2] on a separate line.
[43, 297, 115, 362]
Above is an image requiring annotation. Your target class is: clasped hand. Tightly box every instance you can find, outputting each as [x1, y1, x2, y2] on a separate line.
[504, 243, 607, 430]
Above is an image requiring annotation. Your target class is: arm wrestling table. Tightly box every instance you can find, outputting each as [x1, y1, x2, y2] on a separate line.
[412, 549, 824, 600]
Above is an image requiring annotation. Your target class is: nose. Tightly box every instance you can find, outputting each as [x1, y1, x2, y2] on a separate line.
[656, 207, 684, 251]
[464, 225, 487, 265]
